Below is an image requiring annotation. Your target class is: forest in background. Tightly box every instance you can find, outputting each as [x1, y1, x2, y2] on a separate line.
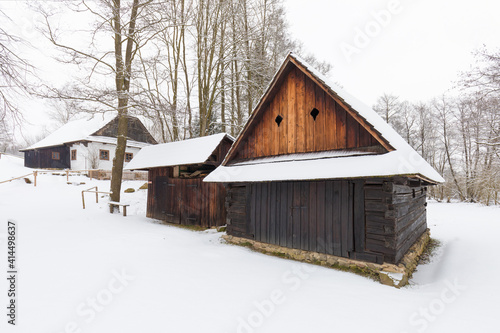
[1, 0, 499, 205]
[372, 48, 500, 205]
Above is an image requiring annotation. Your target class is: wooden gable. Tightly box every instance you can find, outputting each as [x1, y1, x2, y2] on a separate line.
[225, 56, 393, 164]
[92, 116, 158, 144]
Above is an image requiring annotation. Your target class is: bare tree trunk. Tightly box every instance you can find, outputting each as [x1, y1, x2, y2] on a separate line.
[0, 11, 35, 146]
[110, 0, 140, 209]
[242, 0, 253, 116]
[436, 97, 465, 201]
[231, 5, 243, 134]
[195, 0, 225, 136]
[220, 19, 226, 133]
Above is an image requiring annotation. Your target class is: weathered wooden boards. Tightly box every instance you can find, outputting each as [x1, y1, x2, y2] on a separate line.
[219, 54, 432, 265]
[147, 167, 227, 228]
[226, 177, 428, 264]
[364, 177, 427, 263]
[93, 116, 157, 144]
[24, 146, 71, 169]
[145, 136, 232, 228]
[226, 180, 366, 259]
[232, 66, 381, 161]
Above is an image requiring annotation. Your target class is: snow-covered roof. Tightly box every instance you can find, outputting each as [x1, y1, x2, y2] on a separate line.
[20, 113, 154, 151]
[21, 113, 117, 150]
[205, 152, 441, 183]
[125, 133, 234, 170]
[205, 53, 444, 184]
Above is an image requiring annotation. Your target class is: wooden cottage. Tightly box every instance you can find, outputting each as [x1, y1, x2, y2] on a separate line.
[125, 133, 234, 228]
[205, 53, 444, 264]
[20, 114, 156, 170]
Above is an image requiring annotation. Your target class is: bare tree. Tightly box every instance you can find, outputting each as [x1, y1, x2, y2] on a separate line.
[0, 9, 35, 151]
[373, 93, 401, 125]
[127, 0, 332, 140]
[40, 0, 165, 210]
[194, 0, 228, 136]
[433, 96, 465, 200]
[399, 101, 417, 146]
[85, 145, 100, 169]
[461, 47, 500, 96]
[134, 0, 194, 142]
[47, 99, 80, 126]
[368, 47, 500, 204]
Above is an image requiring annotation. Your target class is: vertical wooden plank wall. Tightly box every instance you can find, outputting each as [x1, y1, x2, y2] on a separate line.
[233, 67, 382, 161]
[24, 146, 70, 169]
[226, 178, 428, 264]
[147, 167, 227, 228]
[227, 180, 372, 260]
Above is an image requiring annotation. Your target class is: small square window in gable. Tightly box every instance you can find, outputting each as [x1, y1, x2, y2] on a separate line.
[125, 153, 133, 162]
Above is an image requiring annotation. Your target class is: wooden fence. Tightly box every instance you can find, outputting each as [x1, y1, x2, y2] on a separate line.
[0, 169, 147, 186]
[88, 169, 148, 181]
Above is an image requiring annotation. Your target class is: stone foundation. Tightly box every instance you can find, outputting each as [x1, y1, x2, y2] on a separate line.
[222, 229, 431, 288]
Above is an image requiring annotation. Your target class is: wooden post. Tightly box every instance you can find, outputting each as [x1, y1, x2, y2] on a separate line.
[34, 171, 37, 187]
[66, 170, 69, 182]
[96, 186, 99, 203]
[82, 191, 86, 209]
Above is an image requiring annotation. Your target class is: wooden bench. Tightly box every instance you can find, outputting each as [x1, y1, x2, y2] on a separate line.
[109, 201, 130, 217]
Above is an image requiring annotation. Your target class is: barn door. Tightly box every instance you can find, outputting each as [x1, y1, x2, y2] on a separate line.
[165, 181, 181, 224]
[329, 180, 355, 258]
[154, 177, 168, 220]
[180, 181, 201, 225]
[248, 180, 361, 260]
[291, 182, 308, 250]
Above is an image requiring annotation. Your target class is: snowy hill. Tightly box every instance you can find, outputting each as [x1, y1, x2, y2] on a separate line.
[0, 154, 32, 182]
[0, 172, 498, 332]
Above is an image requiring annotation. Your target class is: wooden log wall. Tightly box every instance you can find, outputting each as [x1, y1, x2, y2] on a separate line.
[227, 177, 429, 264]
[364, 177, 428, 263]
[147, 167, 226, 228]
[24, 150, 39, 168]
[24, 146, 70, 169]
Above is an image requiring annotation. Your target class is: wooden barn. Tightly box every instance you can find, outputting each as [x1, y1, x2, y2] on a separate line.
[205, 53, 444, 264]
[20, 114, 156, 170]
[125, 133, 234, 228]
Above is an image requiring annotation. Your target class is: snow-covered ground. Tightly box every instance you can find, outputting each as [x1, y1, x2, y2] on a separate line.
[0, 157, 498, 333]
[0, 154, 32, 181]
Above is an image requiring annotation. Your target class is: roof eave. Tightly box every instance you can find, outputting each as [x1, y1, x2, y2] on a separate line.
[205, 168, 444, 184]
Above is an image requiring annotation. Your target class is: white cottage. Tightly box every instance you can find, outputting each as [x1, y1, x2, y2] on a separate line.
[20, 113, 157, 170]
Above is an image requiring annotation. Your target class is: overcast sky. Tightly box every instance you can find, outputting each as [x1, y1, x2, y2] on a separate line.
[3, 0, 500, 143]
[284, 0, 500, 104]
